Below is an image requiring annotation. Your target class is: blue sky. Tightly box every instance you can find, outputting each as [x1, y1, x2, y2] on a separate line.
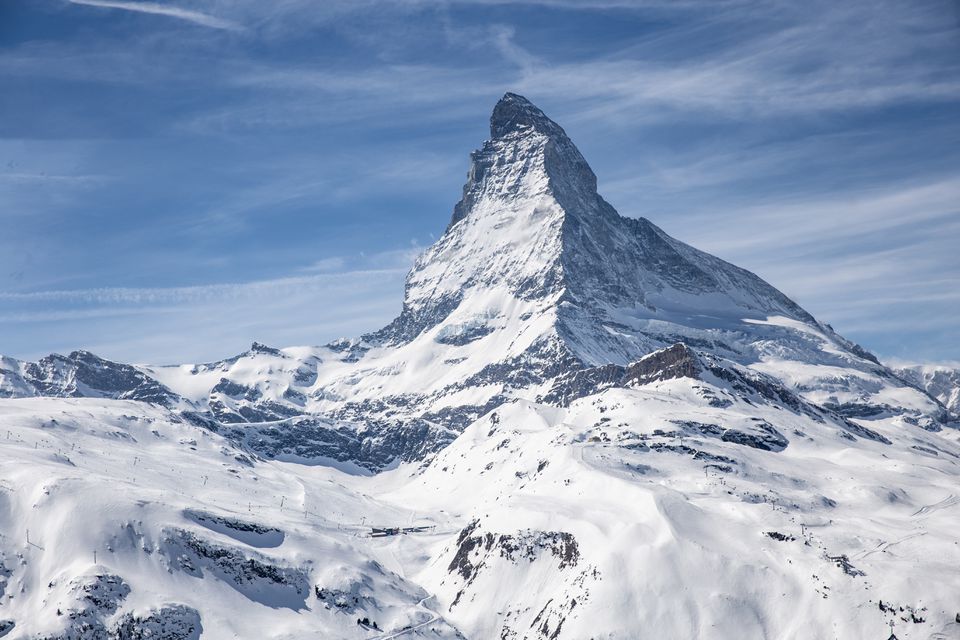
[1, 0, 958, 365]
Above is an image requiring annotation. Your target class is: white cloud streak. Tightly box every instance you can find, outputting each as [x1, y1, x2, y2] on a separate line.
[668, 178, 960, 255]
[170, 4, 957, 140]
[0, 268, 407, 306]
[0, 263, 416, 363]
[636, 177, 960, 358]
[67, 0, 242, 31]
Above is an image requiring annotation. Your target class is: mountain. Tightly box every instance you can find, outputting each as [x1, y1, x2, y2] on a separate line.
[0, 93, 958, 639]
[0, 351, 179, 406]
[894, 362, 960, 415]
[3, 95, 948, 465]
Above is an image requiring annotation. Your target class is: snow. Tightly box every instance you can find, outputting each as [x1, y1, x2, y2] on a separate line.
[893, 362, 960, 415]
[0, 398, 463, 638]
[375, 385, 960, 639]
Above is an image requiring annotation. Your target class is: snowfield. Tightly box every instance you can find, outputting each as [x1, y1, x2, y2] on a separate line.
[0, 398, 464, 639]
[1, 93, 958, 639]
[1, 378, 958, 638]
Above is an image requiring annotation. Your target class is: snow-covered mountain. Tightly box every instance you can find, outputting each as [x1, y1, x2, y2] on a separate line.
[894, 363, 960, 415]
[1, 93, 958, 639]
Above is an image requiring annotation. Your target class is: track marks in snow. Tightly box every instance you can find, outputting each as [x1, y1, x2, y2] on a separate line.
[855, 532, 927, 560]
[910, 494, 959, 517]
[372, 613, 442, 640]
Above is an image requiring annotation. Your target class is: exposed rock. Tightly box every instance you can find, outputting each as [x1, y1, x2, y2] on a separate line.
[448, 519, 580, 608]
[624, 343, 702, 384]
[721, 423, 789, 452]
[2, 351, 179, 406]
[895, 364, 960, 415]
[73, 573, 130, 615]
[42, 574, 131, 640]
[113, 605, 202, 640]
[183, 510, 284, 548]
[159, 528, 309, 609]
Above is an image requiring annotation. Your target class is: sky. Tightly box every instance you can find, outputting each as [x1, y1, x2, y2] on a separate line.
[1, 0, 958, 365]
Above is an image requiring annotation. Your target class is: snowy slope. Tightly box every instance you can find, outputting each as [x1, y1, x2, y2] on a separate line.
[0, 398, 464, 639]
[380, 385, 960, 639]
[3, 359, 958, 638]
[1, 93, 958, 639]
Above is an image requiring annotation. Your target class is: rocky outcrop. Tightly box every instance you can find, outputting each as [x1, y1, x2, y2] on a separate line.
[448, 519, 580, 607]
[1, 351, 179, 406]
[159, 528, 310, 610]
[720, 423, 789, 452]
[41, 574, 130, 640]
[541, 343, 702, 406]
[113, 605, 201, 640]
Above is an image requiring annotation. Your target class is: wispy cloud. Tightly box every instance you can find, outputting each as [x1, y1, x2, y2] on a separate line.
[175, 151, 459, 233]
[0, 262, 415, 363]
[66, 0, 242, 30]
[885, 356, 960, 370]
[510, 2, 960, 122]
[639, 176, 960, 360]
[300, 257, 347, 273]
[11, 0, 953, 133]
[0, 268, 408, 306]
[670, 177, 960, 257]
[0, 306, 180, 323]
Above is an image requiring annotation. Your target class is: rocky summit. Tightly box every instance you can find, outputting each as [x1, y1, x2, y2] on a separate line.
[0, 94, 958, 639]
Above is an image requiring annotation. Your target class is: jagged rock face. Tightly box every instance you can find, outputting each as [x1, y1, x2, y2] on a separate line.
[624, 342, 702, 384]
[159, 527, 311, 610]
[541, 342, 704, 406]
[41, 574, 132, 640]
[0, 351, 179, 406]
[339, 95, 942, 445]
[113, 605, 202, 640]
[358, 93, 942, 433]
[375, 95, 572, 345]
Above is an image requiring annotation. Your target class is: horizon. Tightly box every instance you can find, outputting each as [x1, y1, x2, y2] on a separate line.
[2, 0, 959, 365]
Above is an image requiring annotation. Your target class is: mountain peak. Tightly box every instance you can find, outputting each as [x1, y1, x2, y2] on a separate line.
[447, 93, 597, 230]
[490, 92, 567, 140]
[385, 92, 822, 366]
